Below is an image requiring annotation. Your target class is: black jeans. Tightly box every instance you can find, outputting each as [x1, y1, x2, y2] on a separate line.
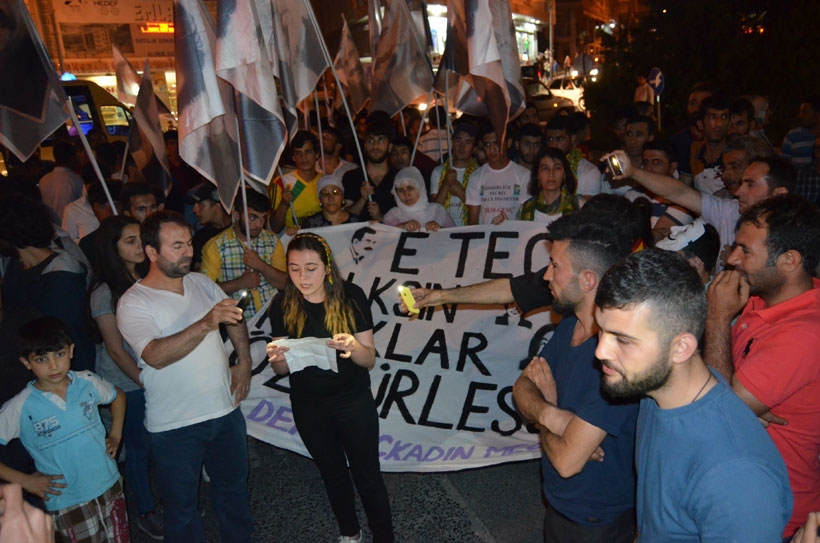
[292, 391, 394, 543]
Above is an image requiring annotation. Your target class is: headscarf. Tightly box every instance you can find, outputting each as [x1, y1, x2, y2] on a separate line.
[316, 175, 344, 195]
[391, 167, 439, 224]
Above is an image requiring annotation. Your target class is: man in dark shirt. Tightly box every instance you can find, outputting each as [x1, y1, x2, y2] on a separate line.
[342, 120, 398, 222]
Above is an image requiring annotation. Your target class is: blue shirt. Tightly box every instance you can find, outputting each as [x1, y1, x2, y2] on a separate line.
[636, 370, 792, 542]
[539, 316, 639, 526]
[0, 371, 120, 511]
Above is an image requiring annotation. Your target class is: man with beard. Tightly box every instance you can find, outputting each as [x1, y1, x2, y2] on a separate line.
[602, 152, 794, 260]
[343, 120, 398, 222]
[513, 213, 639, 542]
[117, 211, 254, 542]
[201, 189, 287, 318]
[594, 248, 792, 542]
[691, 95, 732, 196]
[704, 194, 820, 539]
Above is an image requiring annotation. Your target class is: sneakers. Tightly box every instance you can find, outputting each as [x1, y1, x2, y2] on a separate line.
[137, 511, 164, 540]
[338, 531, 362, 543]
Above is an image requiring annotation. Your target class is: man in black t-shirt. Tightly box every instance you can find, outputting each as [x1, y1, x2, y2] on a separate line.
[187, 183, 231, 271]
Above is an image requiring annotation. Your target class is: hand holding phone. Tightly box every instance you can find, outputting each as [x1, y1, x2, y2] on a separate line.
[398, 285, 420, 314]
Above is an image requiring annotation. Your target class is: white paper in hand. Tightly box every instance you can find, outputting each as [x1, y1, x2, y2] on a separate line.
[276, 337, 338, 373]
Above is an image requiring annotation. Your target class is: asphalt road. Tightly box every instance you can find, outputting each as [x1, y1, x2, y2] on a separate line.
[128, 436, 545, 542]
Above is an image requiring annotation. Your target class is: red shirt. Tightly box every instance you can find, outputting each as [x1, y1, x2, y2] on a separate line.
[733, 278, 820, 537]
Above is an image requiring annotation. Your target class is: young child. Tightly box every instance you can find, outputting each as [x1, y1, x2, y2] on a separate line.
[0, 316, 129, 542]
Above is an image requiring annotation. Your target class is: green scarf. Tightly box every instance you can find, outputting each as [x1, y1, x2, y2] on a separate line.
[519, 186, 579, 221]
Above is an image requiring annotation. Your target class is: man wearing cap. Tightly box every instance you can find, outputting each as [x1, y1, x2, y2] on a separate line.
[187, 183, 232, 271]
[430, 121, 479, 226]
[201, 189, 287, 318]
[271, 131, 324, 233]
[316, 123, 359, 178]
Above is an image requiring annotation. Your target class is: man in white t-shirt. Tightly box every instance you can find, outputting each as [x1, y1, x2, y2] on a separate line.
[466, 127, 531, 225]
[430, 120, 479, 227]
[117, 211, 254, 542]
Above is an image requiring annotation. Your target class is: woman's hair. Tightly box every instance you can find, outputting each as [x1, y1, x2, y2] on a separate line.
[281, 233, 355, 338]
[91, 215, 147, 311]
[528, 147, 577, 197]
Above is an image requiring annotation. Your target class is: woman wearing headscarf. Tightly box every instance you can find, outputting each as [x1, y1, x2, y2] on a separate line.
[382, 167, 455, 231]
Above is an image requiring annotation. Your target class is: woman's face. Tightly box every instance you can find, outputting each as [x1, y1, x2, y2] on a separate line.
[395, 182, 419, 207]
[319, 185, 343, 213]
[537, 156, 565, 194]
[117, 223, 145, 266]
[288, 248, 327, 303]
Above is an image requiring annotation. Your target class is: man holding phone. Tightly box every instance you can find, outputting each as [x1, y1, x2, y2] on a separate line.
[201, 189, 288, 317]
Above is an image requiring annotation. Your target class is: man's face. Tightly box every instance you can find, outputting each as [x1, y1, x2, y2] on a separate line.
[543, 240, 583, 315]
[798, 102, 817, 129]
[127, 194, 158, 223]
[389, 145, 411, 170]
[734, 162, 772, 214]
[595, 303, 672, 400]
[701, 108, 730, 144]
[519, 107, 539, 126]
[687, 90, 712, 119]
[612, 118, 628, 146]
[153, 222, 193, 278]
[451, 131, 476, 163]
[728, 112, 751, 140]
[352, 233, 377, 257]
[193, 199, 222, 226]
[481, 132, 506, 166]
[640, 149, 674, 176]
[365, 134, 391, 164]
[322, 131, 340, 155]
[91, 202, 114, 222]
[726, 221, 780, 297]
[237, 208, 269, 239]
[545, 129, 571, 154]
[625, 122, 651, 158]
[517, 135, 542, 166]
[292, 141, 318, 174]
[719, 150, 749, 195]
[165, 138, 179, 160]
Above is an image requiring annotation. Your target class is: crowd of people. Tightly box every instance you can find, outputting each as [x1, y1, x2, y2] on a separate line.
[0, 82, 819, 543]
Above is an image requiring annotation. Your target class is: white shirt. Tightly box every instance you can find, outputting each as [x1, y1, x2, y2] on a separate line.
[62, 196, 99, 242]
[117, 273, 236, 432]
[464, 161, 530, 224]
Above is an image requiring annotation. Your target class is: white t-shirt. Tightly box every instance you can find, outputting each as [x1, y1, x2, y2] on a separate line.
[464, 161, 531, 224]
[117, 273, 235, 432]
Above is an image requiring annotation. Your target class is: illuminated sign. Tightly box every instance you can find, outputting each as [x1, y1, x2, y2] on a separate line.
[139, 22, 174, 34]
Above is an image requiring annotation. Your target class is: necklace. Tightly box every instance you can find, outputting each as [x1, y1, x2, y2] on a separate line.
[691, 372, 713, 404]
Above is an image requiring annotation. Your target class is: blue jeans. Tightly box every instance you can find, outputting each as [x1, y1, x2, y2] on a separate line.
[292, 391, 394, 543]
[149, 409, 253, 543]
[123, 389, 155, 515]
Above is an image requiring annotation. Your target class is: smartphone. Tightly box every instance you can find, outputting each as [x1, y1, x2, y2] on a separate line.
[236, 290, 252, 312]
[607, 155, 624, 177]
[397, 285, 420, 315]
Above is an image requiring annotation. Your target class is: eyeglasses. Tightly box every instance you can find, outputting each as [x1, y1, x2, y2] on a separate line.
[320, 188, 342, 197]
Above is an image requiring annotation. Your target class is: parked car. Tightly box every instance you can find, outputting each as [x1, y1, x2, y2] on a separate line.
[549, 76, 585, 112]
[523, 77, 575, 124]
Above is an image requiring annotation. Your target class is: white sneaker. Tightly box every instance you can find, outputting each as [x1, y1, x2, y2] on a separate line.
[337, 531, 362, 543]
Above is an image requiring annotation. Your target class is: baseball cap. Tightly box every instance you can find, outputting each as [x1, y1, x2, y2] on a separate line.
[185, 183, 220, 205]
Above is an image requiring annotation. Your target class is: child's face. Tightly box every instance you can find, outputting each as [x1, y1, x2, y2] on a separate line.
[20, 344, 74, 390]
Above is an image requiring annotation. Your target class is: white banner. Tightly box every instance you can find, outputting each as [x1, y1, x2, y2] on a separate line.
[235, 222, 556, 472]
